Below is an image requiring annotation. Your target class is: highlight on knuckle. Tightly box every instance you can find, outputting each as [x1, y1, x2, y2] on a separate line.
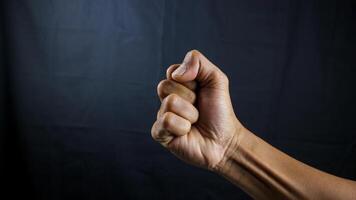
[161, 112, 174, 129]
[165, 94, 179, 110]
[157, 79, 171, 96]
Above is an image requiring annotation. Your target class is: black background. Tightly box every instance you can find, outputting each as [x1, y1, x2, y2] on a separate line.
[1, 0, 355, 199]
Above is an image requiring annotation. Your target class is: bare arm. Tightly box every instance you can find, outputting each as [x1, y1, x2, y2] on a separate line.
[216, 127, 356, 200]
[151, 50, 356, 200]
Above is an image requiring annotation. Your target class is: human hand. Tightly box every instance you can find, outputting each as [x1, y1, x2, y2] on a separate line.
[152, 50, 356, 199]
[151, 50, 243, 170]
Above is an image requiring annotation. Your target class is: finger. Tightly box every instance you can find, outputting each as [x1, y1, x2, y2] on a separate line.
[166, 64, 197, 91]
[157, 79, 196, 104]
[171, 50, 229, 89]
[151, 121, 173, 146]
[151, 112, 191, 146]
[157, 94, 199, 123]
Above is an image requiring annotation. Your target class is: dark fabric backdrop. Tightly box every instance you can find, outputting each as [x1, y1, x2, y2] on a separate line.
[1, 0, 355, 199]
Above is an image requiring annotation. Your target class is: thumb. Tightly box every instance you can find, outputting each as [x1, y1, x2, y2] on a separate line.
[172, 50, 228, 88]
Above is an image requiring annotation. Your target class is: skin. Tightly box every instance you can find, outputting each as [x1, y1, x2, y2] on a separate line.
[151, 50, 356, 200]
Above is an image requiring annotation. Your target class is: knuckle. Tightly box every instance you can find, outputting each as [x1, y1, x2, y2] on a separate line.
[166, 66, 171, 76]
[151, 122, 159, 140]
[157, 80, 166, 95]
[164, 94, 179, 110]
[212, 70, 229, 85]
[157, 80, 171, 96]
[157, 80, 164, 96]
[191, 108, 199, 123]
[166, 64, 177, 78]
[211, 70, 221, 80]
[161, 112, 174, 129]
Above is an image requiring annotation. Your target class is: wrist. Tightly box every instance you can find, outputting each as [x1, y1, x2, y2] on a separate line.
[212, 122, 247, 174]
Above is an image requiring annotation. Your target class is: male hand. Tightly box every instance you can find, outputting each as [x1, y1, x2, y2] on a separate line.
[152, 50, 356, 199]
[151, 50, 242, 170]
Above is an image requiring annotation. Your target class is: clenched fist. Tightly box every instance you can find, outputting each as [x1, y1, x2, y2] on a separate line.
[151, 50, 242, 170]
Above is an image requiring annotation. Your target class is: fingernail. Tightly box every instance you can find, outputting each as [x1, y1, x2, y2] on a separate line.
[182, 51, 192, 64]
[172, 63, 187, 76]
[172, 52, 192, 77]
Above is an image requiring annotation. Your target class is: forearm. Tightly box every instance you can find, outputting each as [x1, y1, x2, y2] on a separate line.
[215, 127, 356, 200]
[152, 51, 356, 199]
